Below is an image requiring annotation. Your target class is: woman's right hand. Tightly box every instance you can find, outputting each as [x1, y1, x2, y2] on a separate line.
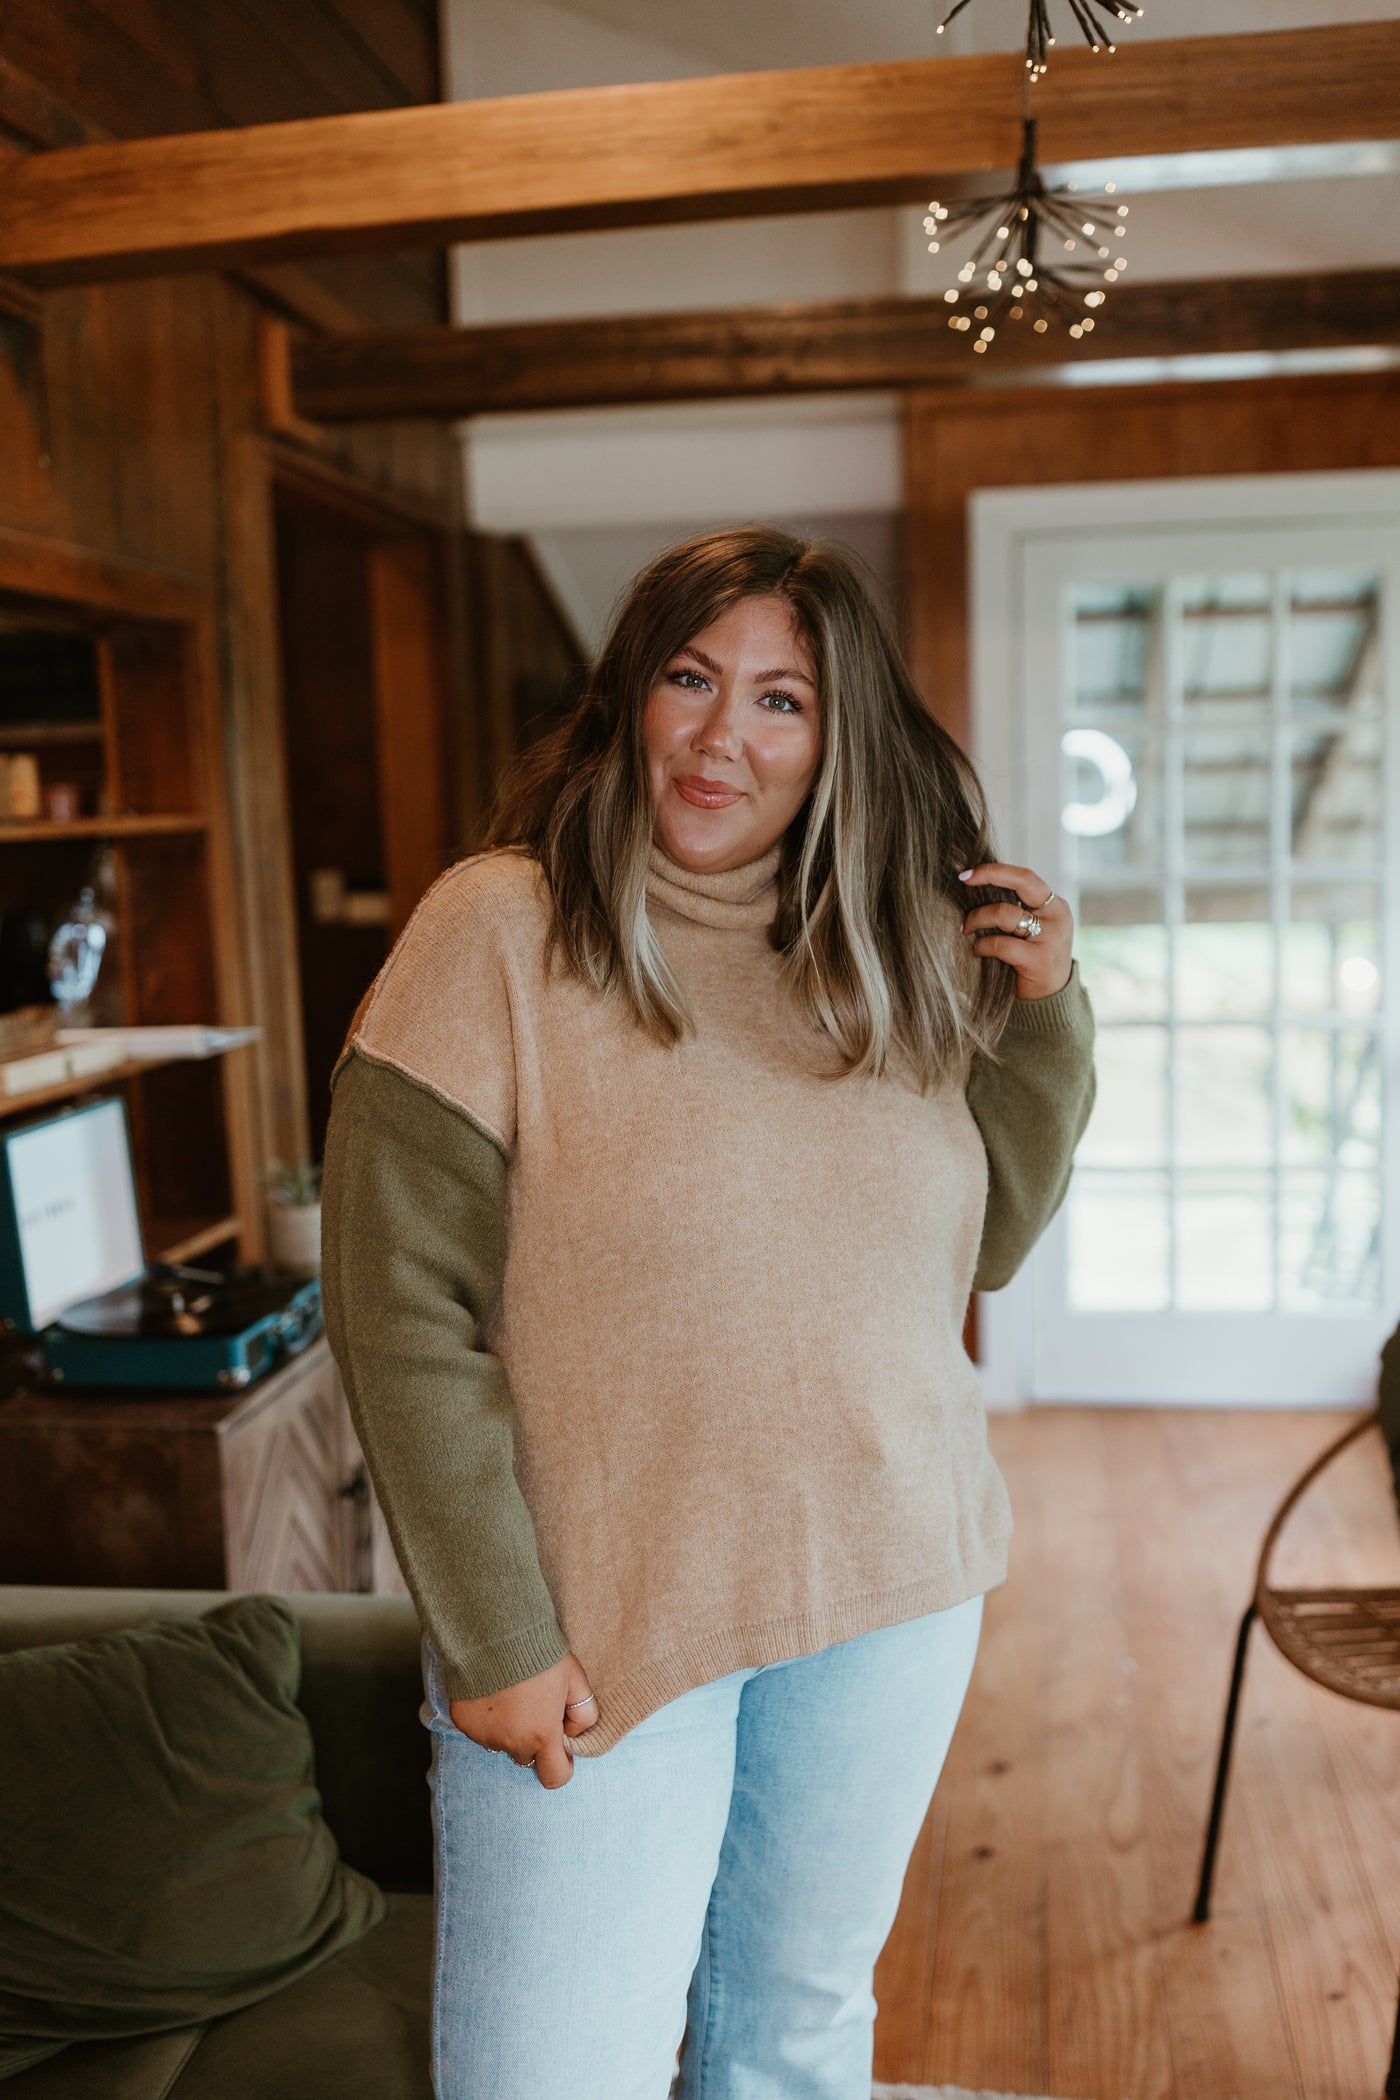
[448, 1651, 597, 1789]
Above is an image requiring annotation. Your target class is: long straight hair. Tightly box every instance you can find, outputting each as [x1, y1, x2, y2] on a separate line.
[486, 527, 1017, 1089]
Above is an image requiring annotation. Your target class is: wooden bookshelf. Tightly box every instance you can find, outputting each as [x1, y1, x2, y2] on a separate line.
[0, 538, 256, 1271]
[0, 1048, 248, 1122]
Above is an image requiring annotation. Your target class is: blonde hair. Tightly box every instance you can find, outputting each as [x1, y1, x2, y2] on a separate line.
[486, 526, 1017, 1089]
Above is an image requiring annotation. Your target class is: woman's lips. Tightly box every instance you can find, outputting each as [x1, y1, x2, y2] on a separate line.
[673, 775, 744, 808]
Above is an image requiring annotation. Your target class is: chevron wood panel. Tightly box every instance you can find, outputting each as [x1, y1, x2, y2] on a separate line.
[219, 1345, 362, 1592]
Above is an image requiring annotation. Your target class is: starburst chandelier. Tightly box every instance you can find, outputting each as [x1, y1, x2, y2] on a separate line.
[936, 0, 1144, 77]
[924, 115, 1130, 351]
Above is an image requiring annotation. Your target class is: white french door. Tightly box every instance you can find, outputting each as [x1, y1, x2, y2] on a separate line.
[973, 473, 1400, 1406]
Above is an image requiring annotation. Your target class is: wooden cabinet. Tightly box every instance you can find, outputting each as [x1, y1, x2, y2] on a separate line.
[0, 1338, 405, 1596]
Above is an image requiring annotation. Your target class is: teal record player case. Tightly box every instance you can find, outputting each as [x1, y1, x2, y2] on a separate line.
[0, 1095, 321, 1392]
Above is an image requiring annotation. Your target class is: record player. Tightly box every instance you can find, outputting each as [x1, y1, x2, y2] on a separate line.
[0, 1095, 321, 1392]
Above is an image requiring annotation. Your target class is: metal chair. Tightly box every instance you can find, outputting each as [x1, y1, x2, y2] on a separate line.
[1192, 1407, 1400, 2097]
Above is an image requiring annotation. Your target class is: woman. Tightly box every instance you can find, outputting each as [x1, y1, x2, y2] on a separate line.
[321, 527, 1094, 2100]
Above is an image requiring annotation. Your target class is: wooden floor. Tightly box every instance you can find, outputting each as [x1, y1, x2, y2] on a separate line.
[873, 1407, 1400, 2100]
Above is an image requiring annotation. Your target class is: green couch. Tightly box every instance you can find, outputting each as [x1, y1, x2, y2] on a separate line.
[0, 1586, 433, 2100]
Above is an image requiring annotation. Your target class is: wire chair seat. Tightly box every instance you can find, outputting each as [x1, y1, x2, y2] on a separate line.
[1193, 1405, 1400, 2097]
[1262, 1585, 1400, 1709]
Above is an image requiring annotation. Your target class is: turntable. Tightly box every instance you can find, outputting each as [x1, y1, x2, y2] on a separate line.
[0, 1095, 321, 1392]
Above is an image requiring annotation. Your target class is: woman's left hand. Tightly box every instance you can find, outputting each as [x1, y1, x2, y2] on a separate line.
[959, 861, 1074, 1001]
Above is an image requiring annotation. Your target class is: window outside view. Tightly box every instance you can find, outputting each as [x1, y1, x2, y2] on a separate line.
[1063, 572, 1384, 1317]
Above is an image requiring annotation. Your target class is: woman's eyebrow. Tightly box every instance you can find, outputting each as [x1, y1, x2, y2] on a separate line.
[754, 665, 816, 687]
[673, 645, 815, 688]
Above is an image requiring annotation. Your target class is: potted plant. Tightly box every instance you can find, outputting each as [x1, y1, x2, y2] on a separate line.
[261, 1157, 322, 1277]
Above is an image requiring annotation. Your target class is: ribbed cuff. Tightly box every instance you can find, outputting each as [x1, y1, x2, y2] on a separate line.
[1002, 959, 1092, 1038]
[440, 1614, 572, 1702]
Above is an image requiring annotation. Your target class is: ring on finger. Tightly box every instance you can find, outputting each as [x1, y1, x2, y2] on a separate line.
[1015, 911, 1043, 941]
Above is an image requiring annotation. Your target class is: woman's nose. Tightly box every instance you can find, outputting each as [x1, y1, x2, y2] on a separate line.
[695, 696, 742, 757]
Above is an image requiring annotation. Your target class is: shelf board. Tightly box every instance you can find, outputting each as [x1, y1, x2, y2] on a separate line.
[0, 1047, 246, 1120]
[153, 1215, 241, 1265]
[0, 721, 105, 748]
[0, 813, 206, 841]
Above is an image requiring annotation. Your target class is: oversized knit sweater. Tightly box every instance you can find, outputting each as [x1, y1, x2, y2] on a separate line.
[320, 839, 1095, 1756]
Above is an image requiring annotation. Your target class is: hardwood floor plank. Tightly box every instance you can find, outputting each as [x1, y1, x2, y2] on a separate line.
[882, 1416, 1051, 2093]
[872, 1407, 1400, 2100]
[1130, 1410, 1302, 2100]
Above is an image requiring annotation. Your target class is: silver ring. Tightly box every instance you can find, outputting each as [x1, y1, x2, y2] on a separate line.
[1016, 912, 1043, 941]
[564, 1693, 597, 1712]
[1040, 890, 1058, 910]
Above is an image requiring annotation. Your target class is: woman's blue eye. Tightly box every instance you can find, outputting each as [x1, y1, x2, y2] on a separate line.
[669, 670, 708, 689]
[762, 690, 799, 714]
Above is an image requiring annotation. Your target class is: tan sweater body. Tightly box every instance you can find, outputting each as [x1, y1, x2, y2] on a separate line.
[342, 840, 1021, 1754]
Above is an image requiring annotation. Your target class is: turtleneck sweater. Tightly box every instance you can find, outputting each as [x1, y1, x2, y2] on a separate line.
[321, 842, 1095, 1754]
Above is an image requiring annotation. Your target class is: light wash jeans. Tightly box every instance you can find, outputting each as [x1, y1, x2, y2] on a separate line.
[420, 1595, 982, 2100]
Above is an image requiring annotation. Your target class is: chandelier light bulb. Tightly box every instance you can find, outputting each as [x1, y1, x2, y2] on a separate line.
[920, 108, 1126, 355]
[933, 0, 1145, 76]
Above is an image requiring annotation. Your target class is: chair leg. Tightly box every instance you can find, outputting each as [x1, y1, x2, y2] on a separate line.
[1192, 1601, 1257, 1924]
[1386, 1972, 1400, 2100]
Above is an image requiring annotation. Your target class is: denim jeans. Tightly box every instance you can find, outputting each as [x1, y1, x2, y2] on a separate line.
[421, 1595, 982, 2100]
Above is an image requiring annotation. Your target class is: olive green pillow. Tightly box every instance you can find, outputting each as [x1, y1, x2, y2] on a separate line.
[0, 1595, 385, 2080]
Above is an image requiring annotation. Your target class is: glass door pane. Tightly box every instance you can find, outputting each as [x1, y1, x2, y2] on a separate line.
[981, 496, 1400, 1406]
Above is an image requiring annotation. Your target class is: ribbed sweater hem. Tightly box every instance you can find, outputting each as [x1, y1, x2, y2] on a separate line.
[567, 1549, 1008, 1756]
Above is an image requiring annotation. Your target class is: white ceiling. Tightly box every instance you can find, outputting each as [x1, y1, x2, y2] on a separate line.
[455, 0, 1400, 87]
[444, 1, 1400, 647]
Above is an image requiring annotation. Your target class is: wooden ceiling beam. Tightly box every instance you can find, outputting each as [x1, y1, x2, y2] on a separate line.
[286, 270, 1400, 421]
[1, 24, 1399, 284]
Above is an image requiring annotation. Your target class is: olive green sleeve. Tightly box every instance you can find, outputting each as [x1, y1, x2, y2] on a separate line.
[320, 1044, 570, 1702]
[967, 962, 1097, 1293]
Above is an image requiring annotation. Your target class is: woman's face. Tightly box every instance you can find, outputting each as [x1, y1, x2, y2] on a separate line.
[643, 593, 823, 873]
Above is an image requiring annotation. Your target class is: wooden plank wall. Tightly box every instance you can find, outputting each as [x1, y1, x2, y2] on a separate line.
[470, 537, 587, 837]
[0, 2, 464, 1184]
[904, 370, 1400, 748]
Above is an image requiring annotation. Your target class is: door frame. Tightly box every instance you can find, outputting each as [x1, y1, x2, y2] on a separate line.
[971, 467, 1400, 1407]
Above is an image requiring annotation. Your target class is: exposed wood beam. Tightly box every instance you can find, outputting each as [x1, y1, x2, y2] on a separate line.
[286, 270, 1400, 421]
[2, 25, 1399, 283]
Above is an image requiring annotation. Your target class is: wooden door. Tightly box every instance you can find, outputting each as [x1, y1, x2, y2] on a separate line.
[273, 482, 453, 1154]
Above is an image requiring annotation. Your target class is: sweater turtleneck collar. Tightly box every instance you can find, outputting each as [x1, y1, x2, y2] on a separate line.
[645, 839, 782, 932]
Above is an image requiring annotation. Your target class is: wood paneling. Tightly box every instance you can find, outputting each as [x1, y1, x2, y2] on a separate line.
[4, 24, 1400, 281]
[369, 535, 452, 933]
[904, 370, 1400, 744]
[0, 14, 463, 1181]
[471, 537, 585, 834]
[291, 268, 1400, 421]
[872, 1406, 1400, 2099]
